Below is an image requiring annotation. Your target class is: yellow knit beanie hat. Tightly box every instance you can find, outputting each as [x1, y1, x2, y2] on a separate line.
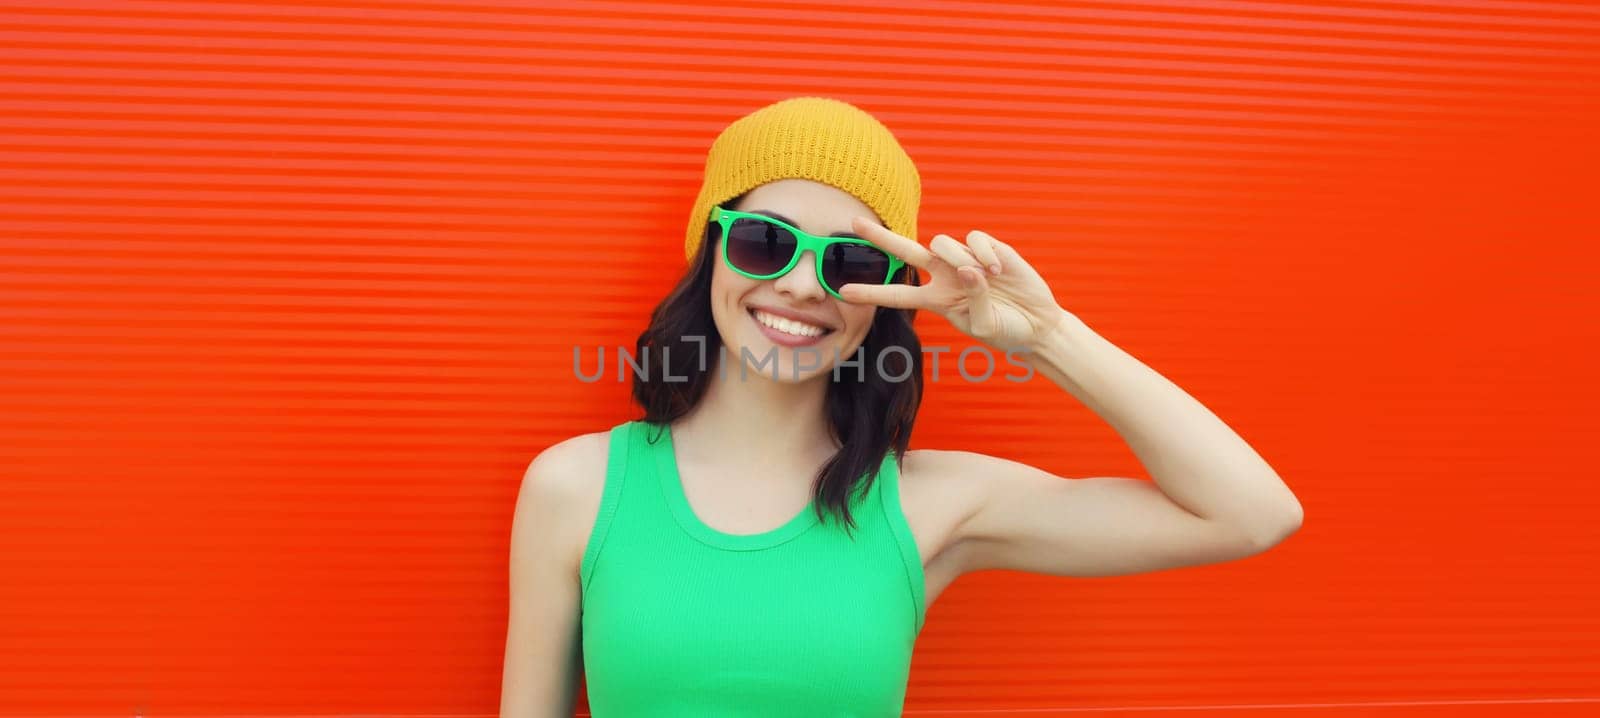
[683, 96, 921, 262]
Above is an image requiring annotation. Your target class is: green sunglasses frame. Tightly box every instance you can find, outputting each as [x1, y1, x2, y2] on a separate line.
[709, 206, 910, 300]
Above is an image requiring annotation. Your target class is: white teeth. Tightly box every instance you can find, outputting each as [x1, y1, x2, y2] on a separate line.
[753, 309, 826, 337]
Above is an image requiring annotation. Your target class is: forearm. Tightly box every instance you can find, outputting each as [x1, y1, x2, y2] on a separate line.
[1024, 309, 1304, 543]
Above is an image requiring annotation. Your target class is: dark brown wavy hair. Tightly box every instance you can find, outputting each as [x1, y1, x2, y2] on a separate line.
[631, 191, 924, 538]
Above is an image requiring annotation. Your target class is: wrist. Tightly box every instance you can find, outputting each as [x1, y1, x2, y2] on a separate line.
[1018, 308, 1093, 382]
[1029, 307, 1085, 352]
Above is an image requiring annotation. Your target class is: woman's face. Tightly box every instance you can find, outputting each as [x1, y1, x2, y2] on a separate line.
[710, 178, 885, 384]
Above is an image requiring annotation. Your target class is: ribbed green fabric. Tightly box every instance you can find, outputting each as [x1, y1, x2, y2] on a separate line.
[579, 420, 927, 716]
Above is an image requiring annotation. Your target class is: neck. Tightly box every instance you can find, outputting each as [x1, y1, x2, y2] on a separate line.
[672, 349, 839, 474]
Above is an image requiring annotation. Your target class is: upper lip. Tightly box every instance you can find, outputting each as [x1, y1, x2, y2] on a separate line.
[749, 304, 835, 331]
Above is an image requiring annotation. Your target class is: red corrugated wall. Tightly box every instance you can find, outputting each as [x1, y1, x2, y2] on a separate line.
[3, 1, 1598, 716]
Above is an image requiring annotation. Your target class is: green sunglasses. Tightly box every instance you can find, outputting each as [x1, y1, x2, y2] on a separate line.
[708, 206, 910, 300]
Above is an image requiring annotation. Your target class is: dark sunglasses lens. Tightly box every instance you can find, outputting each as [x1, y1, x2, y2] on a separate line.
[821, 242, 894, 292]
[725, 218, 798, 276]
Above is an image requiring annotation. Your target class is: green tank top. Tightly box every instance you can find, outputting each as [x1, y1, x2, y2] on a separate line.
[579, 419, 927, 716]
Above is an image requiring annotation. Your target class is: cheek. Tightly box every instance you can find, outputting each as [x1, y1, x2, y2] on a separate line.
[840, 305, 879, 342]
[709, 264, 758, 327]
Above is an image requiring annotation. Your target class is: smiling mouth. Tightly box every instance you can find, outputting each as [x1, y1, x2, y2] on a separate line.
[748, 307, 835, 338]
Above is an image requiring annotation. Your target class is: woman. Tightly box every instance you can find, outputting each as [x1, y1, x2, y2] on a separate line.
[502, 97, 1304, 717]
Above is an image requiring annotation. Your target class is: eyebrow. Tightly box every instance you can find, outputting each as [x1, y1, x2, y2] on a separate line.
[748, 209, 862, 239]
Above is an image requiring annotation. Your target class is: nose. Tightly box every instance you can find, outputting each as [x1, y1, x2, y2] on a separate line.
[772, 250, 828, 302]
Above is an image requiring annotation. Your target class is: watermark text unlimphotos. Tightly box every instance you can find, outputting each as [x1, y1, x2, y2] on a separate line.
[573, 335, 1036, 384]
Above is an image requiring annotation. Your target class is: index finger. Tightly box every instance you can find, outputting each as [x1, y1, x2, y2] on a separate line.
[851, 216, 934, 270]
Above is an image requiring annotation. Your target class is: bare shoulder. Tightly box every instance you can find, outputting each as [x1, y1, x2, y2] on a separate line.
[517, 430, 612, 578]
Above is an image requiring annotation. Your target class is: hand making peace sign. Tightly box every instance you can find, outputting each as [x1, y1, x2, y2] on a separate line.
[837, 216, 1069, 351]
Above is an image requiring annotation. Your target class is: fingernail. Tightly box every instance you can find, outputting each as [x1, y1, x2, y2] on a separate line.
[988, 264, 1001, 275]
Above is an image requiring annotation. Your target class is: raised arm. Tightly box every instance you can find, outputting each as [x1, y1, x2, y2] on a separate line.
[921, 311, 1303, 580]
[840, 216, 1303, 581]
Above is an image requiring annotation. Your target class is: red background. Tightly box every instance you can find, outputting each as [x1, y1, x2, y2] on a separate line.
[2, 1, 1598, 716]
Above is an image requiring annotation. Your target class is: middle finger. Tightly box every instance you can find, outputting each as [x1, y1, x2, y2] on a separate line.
[851, 215, 935, 270]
